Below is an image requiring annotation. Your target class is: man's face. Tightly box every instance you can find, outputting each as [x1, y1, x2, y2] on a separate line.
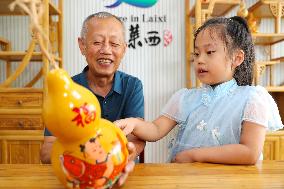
[79, 17, 126, 78]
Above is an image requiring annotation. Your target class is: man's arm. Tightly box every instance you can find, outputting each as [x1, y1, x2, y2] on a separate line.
[40, 136, 56, 164]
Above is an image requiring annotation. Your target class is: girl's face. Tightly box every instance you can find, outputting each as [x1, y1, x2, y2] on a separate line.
[193, 28, 234, 85]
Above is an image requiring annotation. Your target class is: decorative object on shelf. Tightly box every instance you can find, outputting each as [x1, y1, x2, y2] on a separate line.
[247, 12, 260, 33]
[10, 0, 129, 188]
[237, 0, 259, 33]
[0, 38, 10, 52]
[237, 0, 248, 18]
[269, 2, 284, 21]
[49, 18, 58, 54]
[254, 63, 266, 85]
[9, 0, 56, 65]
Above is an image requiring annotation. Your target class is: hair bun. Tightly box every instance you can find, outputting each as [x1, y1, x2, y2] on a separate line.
[230, 16, 250, 32]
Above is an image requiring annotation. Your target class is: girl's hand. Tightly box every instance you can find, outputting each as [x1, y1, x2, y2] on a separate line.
[114, 118, 138, 136]
[172, 150, 196, 163]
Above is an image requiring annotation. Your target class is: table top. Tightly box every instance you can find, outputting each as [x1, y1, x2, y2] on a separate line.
[0, 160, 284, 189]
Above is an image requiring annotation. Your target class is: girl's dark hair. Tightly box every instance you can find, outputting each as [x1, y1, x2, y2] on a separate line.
[194, 16, 255, 86]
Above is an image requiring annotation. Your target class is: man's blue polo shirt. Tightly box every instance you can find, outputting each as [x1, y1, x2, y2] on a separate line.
[44, 66, 144, 136]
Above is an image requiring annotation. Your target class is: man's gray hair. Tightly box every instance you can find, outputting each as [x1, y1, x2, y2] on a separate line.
[80, 12, 126, 40]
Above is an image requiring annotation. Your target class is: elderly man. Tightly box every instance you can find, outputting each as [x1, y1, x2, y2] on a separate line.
[40, 11, 145, 186]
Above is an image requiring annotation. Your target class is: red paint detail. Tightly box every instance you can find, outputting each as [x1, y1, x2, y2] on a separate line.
[71, 103, 96, 127]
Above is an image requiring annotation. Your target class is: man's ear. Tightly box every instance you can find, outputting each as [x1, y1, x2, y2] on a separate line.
[78, 37, 86, 55]
[233, 49, 245, 68]
[122, 41, 127, 56]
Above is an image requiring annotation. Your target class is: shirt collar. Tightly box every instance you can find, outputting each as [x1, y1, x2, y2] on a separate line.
[113, 71, 122, 94]
[201, 79, 237, 106]
[203, 79, 237, 95]
[82, 66, 122, 95]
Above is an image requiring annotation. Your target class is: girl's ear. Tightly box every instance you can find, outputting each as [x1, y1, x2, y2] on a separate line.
[232, 49, 245, 68]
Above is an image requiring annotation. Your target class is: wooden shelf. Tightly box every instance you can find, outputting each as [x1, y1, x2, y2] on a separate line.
[189, 0, 240, 17]
[266, 130, 284, 135]
[0, 51, 61, 62]
[256, 60, 280, 66]
[0, 129, 44, 137]
[252, 33, 284, 45]
[49, 1, 62, 15]
[0, 37, 9, 44]
[271, 56, 284, 61]
[0, 108, 42, 115]
[0, 0, 61, 16]
[0, 51, 42, 61]
[0, 88, 43, 93]
[0, 130, 44, 140]
[248, 0, 280, 18]
[0, 0, 63, 164]
[266, 86, 284, 92]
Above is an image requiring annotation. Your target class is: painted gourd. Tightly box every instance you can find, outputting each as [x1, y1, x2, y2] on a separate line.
[43, 68, 128, 189]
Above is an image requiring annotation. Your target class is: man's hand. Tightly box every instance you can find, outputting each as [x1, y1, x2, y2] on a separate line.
[40, 136, 56, 164]
[116, 142, 136, 187]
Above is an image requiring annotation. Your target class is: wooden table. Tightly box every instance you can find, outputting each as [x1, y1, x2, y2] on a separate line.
[0, 161, 283, 189]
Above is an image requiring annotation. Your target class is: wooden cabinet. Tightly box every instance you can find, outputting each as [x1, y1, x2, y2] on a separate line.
[0, 89, 43, 108]
[0, 0, 63, 164]
[263, 131, 284, 160]
[186, 0, 284, 160]
[0, 130, 44, 163]
[0, 88, 43, 130]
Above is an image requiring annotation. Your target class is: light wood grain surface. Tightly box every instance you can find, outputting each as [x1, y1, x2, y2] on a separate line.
[0, 161, 283, 189]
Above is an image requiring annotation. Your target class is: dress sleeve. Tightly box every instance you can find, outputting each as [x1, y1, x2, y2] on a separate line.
[161, 88, 189, 123]
[242, 86, 283, 131]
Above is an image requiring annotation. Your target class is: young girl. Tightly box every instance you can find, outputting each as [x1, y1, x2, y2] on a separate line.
[115, 16, 283, 164]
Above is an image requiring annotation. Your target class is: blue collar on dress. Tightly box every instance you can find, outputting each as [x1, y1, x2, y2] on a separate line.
[201, 79, 237, 106]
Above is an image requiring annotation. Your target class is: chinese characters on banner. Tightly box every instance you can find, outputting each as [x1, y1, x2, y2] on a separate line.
[128, 24, 172, 49]
[128, 24, 161, 48]
[122, 14, 173, 49]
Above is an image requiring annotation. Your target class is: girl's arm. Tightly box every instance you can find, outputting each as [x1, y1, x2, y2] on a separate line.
[173, 121, 266, 165]
[115, 116, 177, 142]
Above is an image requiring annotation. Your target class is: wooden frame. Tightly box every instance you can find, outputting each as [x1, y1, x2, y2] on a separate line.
[0, 0, 63, 164]
[0, 0, 63, 89]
